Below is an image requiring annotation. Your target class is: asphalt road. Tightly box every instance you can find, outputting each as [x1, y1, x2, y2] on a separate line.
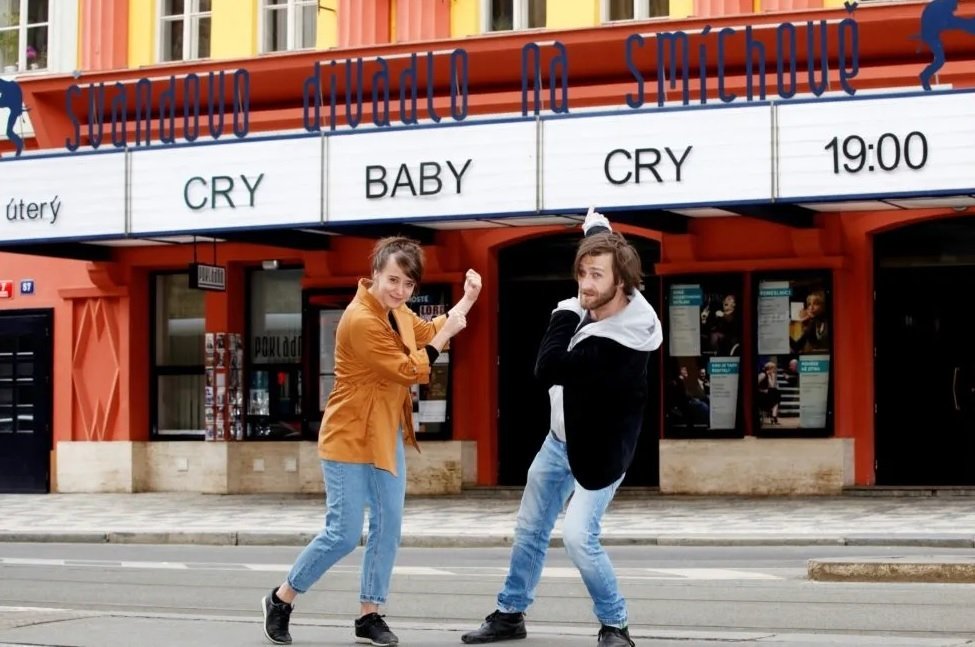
[1, 543, 974, 646]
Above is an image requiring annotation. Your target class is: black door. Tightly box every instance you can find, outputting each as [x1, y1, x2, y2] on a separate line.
[0, 311, 53, 493]
[497, 233, 661, 486]
[875, 266, 975, 485]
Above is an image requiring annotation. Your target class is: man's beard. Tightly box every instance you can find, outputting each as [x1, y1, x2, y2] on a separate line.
[580, 286, 617, 311]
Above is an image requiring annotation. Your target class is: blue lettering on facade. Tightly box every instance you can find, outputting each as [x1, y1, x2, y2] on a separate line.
[65, 70, 251, 152]
[302, 49, 471, 131]
[56, 17, 865, 152]
[625, 18, 860, 109]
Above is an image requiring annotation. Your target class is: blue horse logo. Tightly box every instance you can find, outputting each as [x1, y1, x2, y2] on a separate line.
[915, 0, 975, 91]
[0, 78, 25, 157]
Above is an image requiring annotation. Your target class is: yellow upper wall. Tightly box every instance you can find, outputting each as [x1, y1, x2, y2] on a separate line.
[451, 0, 480, 37]
[127, 0, 156, 68]
[317, 0, 338, 49]
[670, 0, 694, 19]
[211, 0, 258, 59]
[546, 0, 599, 29]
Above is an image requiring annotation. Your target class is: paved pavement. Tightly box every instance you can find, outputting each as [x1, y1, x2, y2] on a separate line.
[2, 491, 975, 547]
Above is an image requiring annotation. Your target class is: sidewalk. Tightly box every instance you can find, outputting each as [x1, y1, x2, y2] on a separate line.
[3, 491, 975, 548]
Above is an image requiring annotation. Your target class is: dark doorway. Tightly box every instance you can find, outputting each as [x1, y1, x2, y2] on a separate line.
[497, 232, 662, 486]
[0, 310, 53, 493]
[875, 219, 975, 485]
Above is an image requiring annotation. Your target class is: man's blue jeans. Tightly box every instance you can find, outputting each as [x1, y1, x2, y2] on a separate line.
[286, 433, 406, 604]
[497, 433, 626, 627]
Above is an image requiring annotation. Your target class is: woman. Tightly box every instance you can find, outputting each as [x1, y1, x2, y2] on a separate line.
[261, 236, 481, 646]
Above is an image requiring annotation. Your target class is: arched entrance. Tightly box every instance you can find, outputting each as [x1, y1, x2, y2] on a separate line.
[496, 231, 662, 486]
[874, 216, 975, 485]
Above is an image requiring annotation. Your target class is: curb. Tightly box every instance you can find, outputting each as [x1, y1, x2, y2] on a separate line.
[1, 531, 974, 549]
[808, 556, 975, 583]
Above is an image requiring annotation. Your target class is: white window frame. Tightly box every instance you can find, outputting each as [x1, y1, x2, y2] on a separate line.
[158, 0, 212, 63]
[0, 0, 52, 74]
[481, 0, 546, 33]
[601, 0, 655, 22]
[259, 0, 318, 53]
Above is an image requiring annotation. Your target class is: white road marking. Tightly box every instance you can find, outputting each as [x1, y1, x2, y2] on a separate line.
[644, 568, 781, 580]
[0, 557, 783, 580]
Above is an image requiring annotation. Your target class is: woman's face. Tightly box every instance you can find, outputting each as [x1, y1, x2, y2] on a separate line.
[807, 296, 824, 317]
[371, 255, 416, 311]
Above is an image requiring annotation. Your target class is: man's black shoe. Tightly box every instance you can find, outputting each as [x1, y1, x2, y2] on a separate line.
[261, 589, 293, 645]
[355, 612, 399, 646]
[597, 625, 635, 647]
[461, 610, 527, 644]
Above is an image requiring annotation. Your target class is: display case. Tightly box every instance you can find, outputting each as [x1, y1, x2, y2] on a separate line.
[753, 271, 833, 436]
[663, 275, 744, 438]
[203, 332, 245, 441]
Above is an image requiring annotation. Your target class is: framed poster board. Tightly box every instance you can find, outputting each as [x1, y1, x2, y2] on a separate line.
[663, 275, 744, 438]
[753, 271, 833, 436]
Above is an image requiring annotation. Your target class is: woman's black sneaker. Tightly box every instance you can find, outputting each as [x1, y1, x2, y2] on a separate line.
[261, 590, 293, 645]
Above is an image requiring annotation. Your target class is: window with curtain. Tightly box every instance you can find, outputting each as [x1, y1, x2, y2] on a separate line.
[261, 0, 317, 53]
[152, 272, 205, 438]
[486, 0, 546, 32]
[160, 0, 211, 63]
[0, 0, 49, 73]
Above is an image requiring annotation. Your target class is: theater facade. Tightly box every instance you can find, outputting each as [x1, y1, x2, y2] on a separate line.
[1, 0, 973, 495]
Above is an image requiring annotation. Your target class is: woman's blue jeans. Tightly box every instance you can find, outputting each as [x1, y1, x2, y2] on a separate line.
[497, 433, 627, 627]
[286, 433, 406, 605]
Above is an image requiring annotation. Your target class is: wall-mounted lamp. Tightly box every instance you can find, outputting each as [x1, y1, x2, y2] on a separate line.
[261, 260, 280, 270]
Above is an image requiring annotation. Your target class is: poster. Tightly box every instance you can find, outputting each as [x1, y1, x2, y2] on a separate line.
[665, 357, 711, 430]
[408, 285, 451, 435]
[789, 286, 830, 354]
[799, 355, 830, 428]
[758, 281, 791, 355]
[708, 357, 739, 430]
[700, 291, 740, 356]
[668, 284, 702, 357]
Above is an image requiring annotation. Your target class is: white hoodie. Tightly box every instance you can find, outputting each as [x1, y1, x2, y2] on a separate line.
[549, 289, 663, 441]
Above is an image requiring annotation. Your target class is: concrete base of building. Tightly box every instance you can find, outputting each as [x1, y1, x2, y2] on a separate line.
[54, 440, 477, 495]
[659, 437, 855, 495]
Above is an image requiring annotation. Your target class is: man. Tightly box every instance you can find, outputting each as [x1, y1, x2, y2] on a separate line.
[461, 211, 662, 647]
